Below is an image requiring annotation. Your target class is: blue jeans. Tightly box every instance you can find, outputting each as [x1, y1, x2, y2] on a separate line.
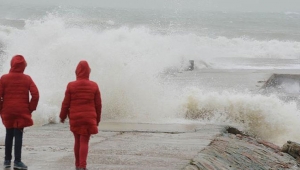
[5, 128, 24, 162]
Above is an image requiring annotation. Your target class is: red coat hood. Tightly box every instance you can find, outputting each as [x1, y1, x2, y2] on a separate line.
[76, 60, 90, 80]
[10, 55, 27, 73]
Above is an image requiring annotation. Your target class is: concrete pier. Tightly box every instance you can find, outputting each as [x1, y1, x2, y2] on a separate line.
[0, 122, 225, 170]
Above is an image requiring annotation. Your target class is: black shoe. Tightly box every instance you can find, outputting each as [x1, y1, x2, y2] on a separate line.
[3, 160, 11, 168]
[13, 161, 27, 170]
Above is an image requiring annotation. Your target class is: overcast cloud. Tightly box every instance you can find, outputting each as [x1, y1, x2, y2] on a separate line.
[0, 0, 300, 12]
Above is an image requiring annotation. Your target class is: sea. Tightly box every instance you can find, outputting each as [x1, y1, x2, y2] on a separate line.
[0, 0, 300, 145]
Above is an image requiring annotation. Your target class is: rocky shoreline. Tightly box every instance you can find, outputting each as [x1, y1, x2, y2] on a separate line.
[184, 127, 299, 170]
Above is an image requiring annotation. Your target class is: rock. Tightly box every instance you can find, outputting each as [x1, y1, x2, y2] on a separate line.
[281, 141, 300, 161]
[226, 126, 249, 139]
[226, 127, 243, 135]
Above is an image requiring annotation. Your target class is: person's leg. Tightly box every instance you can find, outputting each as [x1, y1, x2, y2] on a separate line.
[13, 128, 27, 169]
[5, 128, 14, 161]
[14, 128, 23, 163]
[78, 134, 90, 169]
[73, 133, 80, 168]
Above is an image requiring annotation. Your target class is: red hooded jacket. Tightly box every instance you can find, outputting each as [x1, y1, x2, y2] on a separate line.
[60, 60, 102, 135]
[0, 55, 39, 128]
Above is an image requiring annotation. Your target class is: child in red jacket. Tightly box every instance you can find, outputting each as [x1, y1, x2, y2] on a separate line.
[0, 55, 39, 170]
[60, 60, 102, 170]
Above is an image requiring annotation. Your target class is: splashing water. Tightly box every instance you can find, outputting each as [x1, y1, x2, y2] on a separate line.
[182, 88, 300, 145]
[0, 14, 300, 145]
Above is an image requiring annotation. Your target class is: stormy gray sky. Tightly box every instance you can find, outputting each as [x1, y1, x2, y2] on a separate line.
[1, 0, 300, 12]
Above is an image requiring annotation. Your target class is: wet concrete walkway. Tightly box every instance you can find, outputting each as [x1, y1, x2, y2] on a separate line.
[0, 122, 225, 170]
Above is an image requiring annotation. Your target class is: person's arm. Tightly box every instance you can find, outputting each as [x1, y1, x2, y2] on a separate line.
[60, 83, 71, 123]
[28, 76, 39, 113]
[95, 85, 102, 126]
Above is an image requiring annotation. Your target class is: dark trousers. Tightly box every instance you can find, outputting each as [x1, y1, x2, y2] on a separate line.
[5, 128, 24, 162]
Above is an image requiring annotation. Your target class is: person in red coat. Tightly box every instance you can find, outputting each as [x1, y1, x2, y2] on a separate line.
[60, 60, 102, 170]
[0, 55, 39, 169]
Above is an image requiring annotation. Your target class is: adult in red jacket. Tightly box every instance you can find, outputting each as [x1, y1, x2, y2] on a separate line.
[60, 60, 102, 170]
[0, 55, 39, 169]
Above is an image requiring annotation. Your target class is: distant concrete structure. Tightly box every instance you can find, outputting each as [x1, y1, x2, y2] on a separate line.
[261, 74, 300, 102]
[188, 60, 194, 71]
[261, 74, 300, 94]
